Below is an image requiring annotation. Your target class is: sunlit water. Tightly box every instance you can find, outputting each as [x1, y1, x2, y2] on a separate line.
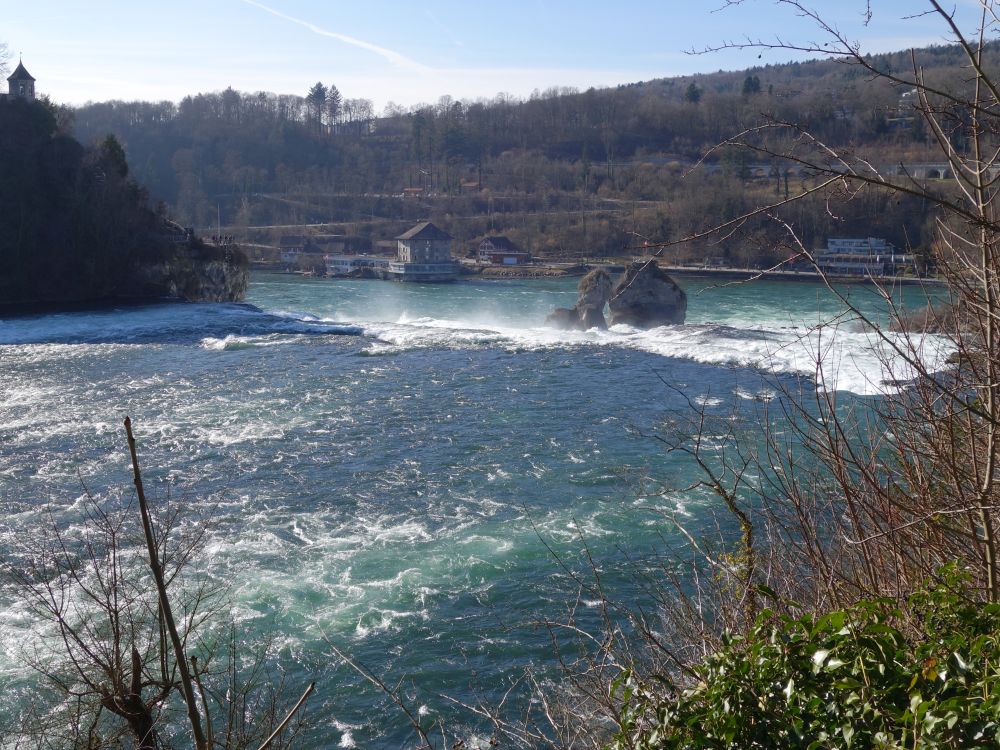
[0, 272, 946, 745]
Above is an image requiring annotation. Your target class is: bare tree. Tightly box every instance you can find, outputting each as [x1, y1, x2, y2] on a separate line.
[660, 0, 1000, 609]
[0, 418, 313, 748]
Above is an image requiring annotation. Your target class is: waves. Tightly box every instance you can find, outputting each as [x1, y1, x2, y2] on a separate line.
[0, 284, 950, 396]
[349, 314, 949, 397]
[0, 301, 363, 346]
[0, 272, 949, 745]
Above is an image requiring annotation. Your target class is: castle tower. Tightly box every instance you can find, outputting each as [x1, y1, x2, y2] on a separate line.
[7, 59, 36, 101]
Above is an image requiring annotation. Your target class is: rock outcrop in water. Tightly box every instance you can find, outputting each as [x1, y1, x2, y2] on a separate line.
[608, 262, 687, 327]
[130, 248, 249, 303]
[545, 268, 613, 330]
[545, 264, 687, 330]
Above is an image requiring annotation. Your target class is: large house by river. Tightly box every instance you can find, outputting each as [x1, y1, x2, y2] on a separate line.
[324, 221, 459, 282]
[386, 222, 458, 281]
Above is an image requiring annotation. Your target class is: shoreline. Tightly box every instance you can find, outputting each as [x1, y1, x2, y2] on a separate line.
[468, 262, 947, 286]
[256, 261, 947, 287]
[659, 265, 947, 286]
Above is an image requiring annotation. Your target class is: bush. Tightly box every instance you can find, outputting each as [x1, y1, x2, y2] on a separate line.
[611, 569, 1000, 749]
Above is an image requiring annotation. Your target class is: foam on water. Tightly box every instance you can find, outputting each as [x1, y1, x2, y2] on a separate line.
[0, 273, 952, 746]
[355, 315, 951, 396]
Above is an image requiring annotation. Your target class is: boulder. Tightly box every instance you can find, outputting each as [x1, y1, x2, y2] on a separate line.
[545, 268, 613, 330]
[608, 262, 686, 327]
[545, 307, 583, 330]
[578, 267, 613, 310]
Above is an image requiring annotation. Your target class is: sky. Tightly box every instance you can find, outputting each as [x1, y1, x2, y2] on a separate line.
[0, 1, 991, 111]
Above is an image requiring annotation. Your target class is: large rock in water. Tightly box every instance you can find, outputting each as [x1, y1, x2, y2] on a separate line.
[545, 268, 612, 330]
[130, 248, 249, 302]
[609, 262, 686, 327]
[577, 267, 613, 328]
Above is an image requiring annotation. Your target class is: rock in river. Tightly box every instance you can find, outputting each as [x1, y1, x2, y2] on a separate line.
[608, 262, 686, 327]
[545, 268, 613, 330]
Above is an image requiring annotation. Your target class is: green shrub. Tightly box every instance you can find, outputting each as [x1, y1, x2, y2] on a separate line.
[611, 569, 1000, 749]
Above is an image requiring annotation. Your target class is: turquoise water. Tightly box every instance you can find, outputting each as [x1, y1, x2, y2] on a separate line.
[0, 273, 945, 746]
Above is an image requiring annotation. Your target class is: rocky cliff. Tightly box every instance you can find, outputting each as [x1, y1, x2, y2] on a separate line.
[546, 268, 613, 330]
[0, 98, 248, 310]
[129, 248, 248, 303]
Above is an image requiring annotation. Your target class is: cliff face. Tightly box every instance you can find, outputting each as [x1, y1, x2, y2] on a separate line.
[129, 250, 248, 303]
[0, 98, 247, 309]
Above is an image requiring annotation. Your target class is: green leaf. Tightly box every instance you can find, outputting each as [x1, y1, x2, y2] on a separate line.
[842, 723, 855, 747]
[812, 648, 831, 667]
[952, 651, 970, 672]
[784, 677, 795, 703]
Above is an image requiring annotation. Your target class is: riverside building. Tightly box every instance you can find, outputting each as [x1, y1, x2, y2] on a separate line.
[385, 221, 458, 282]
[814, 237, 916, 277]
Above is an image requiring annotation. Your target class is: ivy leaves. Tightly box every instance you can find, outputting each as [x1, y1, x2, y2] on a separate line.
[611, 570, 1000, 749]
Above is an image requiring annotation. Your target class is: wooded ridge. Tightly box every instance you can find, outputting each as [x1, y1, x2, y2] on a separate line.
[67, 42, 992, 266]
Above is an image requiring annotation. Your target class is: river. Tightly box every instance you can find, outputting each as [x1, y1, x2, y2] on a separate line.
[0, 272, 946, 746]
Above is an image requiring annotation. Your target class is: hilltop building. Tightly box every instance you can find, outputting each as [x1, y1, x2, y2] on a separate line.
[2, 59, 36, 102]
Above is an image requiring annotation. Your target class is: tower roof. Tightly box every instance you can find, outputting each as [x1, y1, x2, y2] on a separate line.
[8, 60, 35, 82]
[396, 221, 452, 241]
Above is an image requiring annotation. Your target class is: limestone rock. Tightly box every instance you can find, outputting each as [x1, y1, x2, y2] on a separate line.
[578, 268, 613, 310]
[608, 262, 686, 327]
[545, 268, 613, 330]
[545, 307, 583, 330]
[130, 252, 248, 303]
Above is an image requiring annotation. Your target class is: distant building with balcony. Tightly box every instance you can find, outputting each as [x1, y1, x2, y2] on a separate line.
[815, 237, 916, 277]
[385, 221, 458, 282]
[325, 255, 389, 276]
[824, 238, 895, 255]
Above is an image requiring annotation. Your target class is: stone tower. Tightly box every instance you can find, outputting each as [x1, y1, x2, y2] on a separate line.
[7, 59, 36, 101]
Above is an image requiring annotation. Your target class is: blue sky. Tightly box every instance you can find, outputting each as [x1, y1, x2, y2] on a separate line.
[0, 1, 989, 110]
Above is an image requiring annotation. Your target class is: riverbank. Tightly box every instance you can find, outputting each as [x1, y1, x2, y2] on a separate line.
[471, 261, 946, 286]
[252, 259, 946, 286]
[660, 265, 947, 286]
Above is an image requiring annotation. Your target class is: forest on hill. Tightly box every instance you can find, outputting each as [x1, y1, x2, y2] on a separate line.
[0, 97, 246, 306]
[68, 42, 992, 265]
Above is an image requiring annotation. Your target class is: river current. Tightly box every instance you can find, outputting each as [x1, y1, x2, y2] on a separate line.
[0, 272, 945, 746]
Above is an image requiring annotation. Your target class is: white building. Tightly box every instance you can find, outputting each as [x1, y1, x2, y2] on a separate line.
[824, 238, 894, 254]
[387, 222, 458, 282]
[815, 237, 915, 277]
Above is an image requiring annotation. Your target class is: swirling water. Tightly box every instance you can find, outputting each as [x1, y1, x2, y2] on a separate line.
[0, 273, 945, 745]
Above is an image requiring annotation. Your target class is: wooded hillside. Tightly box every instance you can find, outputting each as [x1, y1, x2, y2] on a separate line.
[69, 43, 993, 264]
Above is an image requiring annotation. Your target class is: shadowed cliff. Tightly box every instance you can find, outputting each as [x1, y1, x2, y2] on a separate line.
[0, 98, 246, 308]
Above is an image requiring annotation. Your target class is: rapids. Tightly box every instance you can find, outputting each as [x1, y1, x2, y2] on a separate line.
[0, 272, 945, 746]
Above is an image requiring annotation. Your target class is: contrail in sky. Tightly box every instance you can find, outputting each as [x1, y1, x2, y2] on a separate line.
[237, 0, 432, 73]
